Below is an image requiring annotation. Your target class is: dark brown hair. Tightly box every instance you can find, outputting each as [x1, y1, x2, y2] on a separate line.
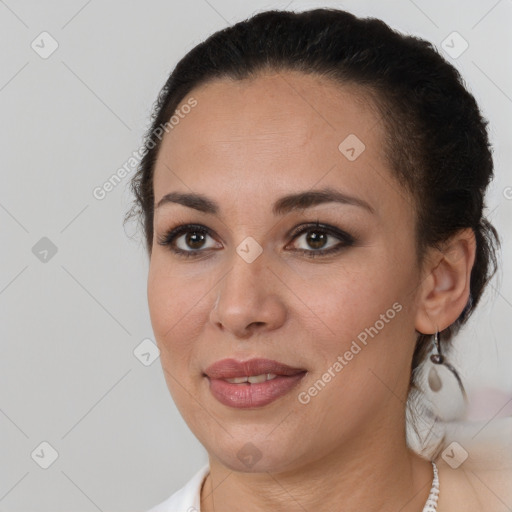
[126, 8, 499, 433]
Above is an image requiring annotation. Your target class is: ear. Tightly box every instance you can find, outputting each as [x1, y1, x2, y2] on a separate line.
[415, 228, 476, 334]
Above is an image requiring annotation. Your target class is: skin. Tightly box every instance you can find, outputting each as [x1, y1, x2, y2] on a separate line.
[147, 70, 476, 512]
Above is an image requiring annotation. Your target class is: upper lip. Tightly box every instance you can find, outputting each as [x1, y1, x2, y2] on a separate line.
[204, 358, 306, 379]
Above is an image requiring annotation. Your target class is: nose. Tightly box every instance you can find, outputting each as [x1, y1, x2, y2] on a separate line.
[209, 250, 287, 339]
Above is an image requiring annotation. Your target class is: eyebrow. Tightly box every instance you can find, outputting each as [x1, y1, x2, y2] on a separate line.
[156, 187, 376, 216]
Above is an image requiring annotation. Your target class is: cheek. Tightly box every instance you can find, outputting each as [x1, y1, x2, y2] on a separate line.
[147, 259, 211, 412]
[294, 254, 416, 392]
[297, 257, 406, 336]
[147, 257, 208, 357]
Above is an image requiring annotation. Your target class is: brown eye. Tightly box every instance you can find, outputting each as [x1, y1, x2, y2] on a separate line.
[287, 222, 355, 258]
[185, 231, 208, 249]
[157, 224, 222, 257]
[304, 231, 328, 249]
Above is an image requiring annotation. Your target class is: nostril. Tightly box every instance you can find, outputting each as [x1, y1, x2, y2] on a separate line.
[248, 321, 265, 329]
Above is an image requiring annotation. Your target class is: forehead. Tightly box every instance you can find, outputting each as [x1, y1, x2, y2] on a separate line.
[153, 71, 391, 209]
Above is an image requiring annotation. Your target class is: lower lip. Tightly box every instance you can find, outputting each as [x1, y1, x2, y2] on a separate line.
[207, 373, 306, 408]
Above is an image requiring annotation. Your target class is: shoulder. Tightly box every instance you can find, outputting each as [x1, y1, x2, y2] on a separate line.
[146, 464, 210, 512]
[436, 460, 512, 512]
[434, 437, 512, 512]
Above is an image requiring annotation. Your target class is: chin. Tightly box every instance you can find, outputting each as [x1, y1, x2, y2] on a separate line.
[204, 432, 308, 474]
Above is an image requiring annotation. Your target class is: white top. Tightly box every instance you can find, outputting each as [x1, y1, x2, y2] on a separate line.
[146, 462, 439, 512]
[146, 463, 209, 512]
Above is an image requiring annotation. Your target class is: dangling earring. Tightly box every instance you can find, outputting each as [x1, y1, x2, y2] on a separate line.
[427, 329, 468, 403]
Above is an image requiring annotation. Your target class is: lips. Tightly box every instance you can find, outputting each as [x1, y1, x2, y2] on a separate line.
[204, 358, 307, 408]
[204, 358, 305, 379]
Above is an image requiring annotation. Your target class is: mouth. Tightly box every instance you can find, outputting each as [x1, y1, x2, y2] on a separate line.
[204, 358, 307, 409]
[223, 373, 279, 384]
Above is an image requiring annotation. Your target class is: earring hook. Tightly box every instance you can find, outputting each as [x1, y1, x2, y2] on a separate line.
[428, 328, 468, 403]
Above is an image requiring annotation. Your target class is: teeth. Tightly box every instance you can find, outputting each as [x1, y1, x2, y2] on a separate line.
[248, 373, 270, 384]
[225, 373, 277, 384]
[226, 376, 249, 384]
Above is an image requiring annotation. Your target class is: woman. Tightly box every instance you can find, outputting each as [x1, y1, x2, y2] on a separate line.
[128, 8, 511, 511]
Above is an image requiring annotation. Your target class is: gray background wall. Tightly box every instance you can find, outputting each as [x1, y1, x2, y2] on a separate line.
[1, 0, 510, 510]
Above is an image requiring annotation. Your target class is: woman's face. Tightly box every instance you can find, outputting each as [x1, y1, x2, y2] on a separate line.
[148, 71, 425, 472]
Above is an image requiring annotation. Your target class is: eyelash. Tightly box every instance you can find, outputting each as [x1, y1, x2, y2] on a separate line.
[156, 221, 355, 259]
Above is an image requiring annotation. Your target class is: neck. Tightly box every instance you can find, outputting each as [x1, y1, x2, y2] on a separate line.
[201, 427, 434, 512]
